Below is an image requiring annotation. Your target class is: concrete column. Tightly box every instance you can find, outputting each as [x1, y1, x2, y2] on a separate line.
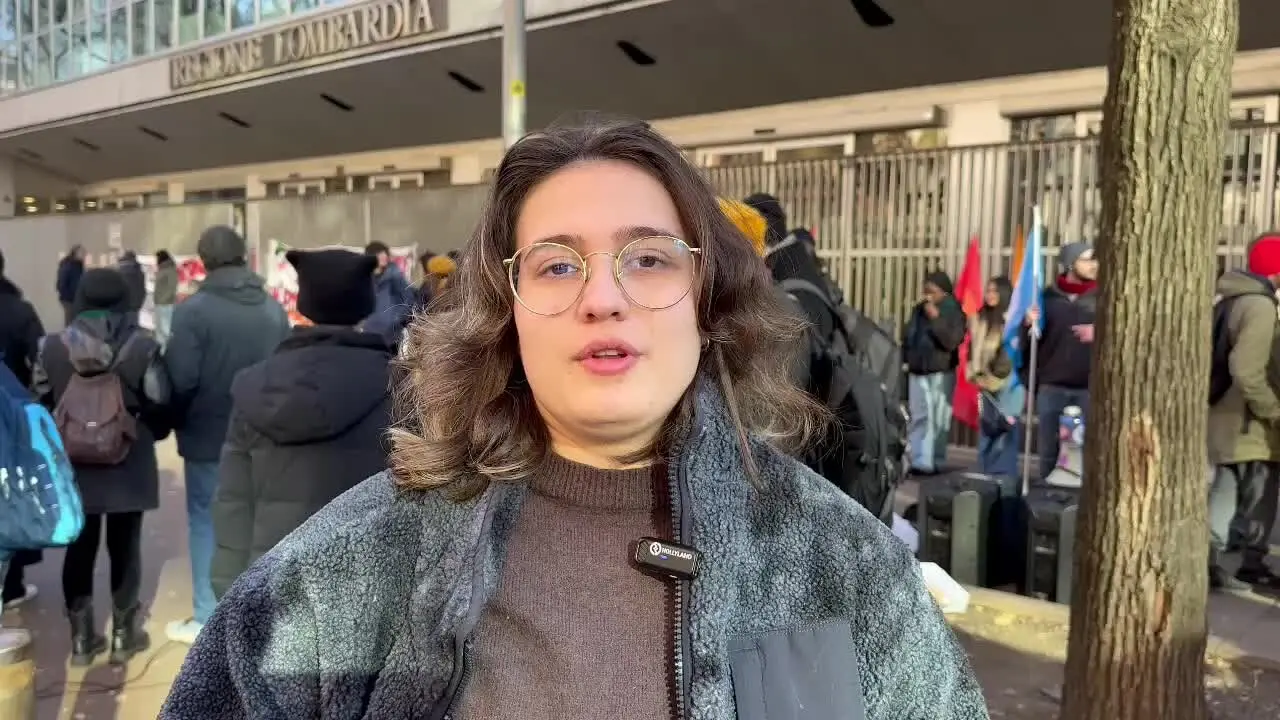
[450, 155, 484, 185]
[0, 156, 15, 219]
[166, 181, 186, 205]
[245, 174, 267, 200]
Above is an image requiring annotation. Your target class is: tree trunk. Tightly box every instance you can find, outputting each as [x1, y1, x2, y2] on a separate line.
[1060, 1, 1237, 719]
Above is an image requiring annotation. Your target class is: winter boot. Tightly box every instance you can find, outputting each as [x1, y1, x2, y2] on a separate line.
[68, 603, 107, 667]
[109, 604, 151, 665]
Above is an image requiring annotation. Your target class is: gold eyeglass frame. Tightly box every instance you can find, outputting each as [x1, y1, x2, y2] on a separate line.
[503, 235, 702, 317]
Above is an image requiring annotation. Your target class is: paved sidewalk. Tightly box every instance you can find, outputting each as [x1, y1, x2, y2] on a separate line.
[4, 441, 1278, 719]
[1, 440, 193, 720]
[907, 446, 1280, 671]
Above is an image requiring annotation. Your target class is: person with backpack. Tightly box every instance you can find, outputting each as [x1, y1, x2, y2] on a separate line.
[0, 248, 50, 609]
[31, 267, 171, 665]
[902, 271, 966, 475]
[1207, 234, 1280, 593]
[738, 194, 906, 523]
[210, 249, 393, 600]
[163, 226, 290, 645]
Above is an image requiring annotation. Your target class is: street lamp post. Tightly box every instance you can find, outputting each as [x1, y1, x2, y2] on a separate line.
[502, 0, 527, 149]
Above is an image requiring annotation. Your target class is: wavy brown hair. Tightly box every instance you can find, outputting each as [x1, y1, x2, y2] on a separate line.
[390, 115, 830, 496]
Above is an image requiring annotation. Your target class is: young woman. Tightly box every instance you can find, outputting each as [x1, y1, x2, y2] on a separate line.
[33, 268, 171, 666]
[162, 118, 987, 719]
[967, 276, 1023, 478]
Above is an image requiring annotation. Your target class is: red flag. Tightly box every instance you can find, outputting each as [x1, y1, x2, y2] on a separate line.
[952, 238, 983, 429]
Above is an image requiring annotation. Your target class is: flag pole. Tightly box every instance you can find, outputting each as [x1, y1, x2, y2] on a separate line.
[1020, 333, 1040, 496]
[1019, 205, 1043, 496]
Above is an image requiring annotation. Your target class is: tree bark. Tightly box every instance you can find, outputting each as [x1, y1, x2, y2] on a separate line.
[1060, 1, 1237, 719]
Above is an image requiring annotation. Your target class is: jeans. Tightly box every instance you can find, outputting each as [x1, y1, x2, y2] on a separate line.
[978, 383, 1026, 479]
[61, 512, 143, 612]
[1209, 462, 1280, 569]
[907, 371, 955, 473]
[154, 304, 174, 348]
[1035, 385, 1090, 482]
[184, 460, 220, 624]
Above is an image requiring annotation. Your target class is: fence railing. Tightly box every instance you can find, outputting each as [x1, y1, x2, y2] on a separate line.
[4, 125, 1277, 363]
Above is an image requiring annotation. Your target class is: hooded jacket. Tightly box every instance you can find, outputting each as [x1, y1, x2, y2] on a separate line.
[33, 312, 171, 514]
[0, 275, 44, 389]
[161, 381, 988, 720]
[1207, 271, 1280, 464]
[210, 327, 393, 599]
[165, 264, 291, 461]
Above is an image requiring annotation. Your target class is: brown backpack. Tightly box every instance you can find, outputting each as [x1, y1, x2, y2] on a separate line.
[54, 334, 140, 466]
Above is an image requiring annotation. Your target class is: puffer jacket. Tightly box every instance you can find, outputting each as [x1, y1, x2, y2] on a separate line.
[161, 380, 988, 720]
[210, 326, 393, 599]
[1207, 271, 1280, 464]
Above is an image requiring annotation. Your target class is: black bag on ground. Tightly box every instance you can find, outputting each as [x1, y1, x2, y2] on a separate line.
[917, 471, 1024, 590]
[1023, 486, 1081, 604]
[782, 278, 908, 525]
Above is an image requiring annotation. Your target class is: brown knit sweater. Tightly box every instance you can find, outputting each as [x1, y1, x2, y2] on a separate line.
[453, 454, 672, 719]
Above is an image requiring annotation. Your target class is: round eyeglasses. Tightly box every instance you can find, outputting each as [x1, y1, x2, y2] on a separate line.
[504, 236, 701, 316]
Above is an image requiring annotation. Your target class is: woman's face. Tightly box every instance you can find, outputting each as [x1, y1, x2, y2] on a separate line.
[984, 282, 1002, 307]
[512, 160, 702, 459]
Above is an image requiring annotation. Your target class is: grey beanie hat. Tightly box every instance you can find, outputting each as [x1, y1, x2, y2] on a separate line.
[197, 225, 248, 270]
[1058, 241, 1093, 271]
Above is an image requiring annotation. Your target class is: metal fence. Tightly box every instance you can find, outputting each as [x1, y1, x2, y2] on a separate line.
[5, 125, 1277, 342]
[703, 124, 1280, 331]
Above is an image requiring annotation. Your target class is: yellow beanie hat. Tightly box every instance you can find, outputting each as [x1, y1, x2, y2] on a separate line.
[718, 198, 768, 257]
[426, 255, 457, 275]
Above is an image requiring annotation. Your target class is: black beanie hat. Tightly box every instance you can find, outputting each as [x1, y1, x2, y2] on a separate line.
[73, 268, 130, 317]
[286, 249, 378, 326]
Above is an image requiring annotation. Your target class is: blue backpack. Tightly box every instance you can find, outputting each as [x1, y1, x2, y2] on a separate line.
[0, 355, 84, 559]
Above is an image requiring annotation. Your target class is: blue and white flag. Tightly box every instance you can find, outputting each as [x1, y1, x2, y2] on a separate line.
[1003, 208, 1044, 375]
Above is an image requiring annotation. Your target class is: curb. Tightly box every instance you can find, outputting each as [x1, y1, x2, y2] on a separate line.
[960, 585, 1280, 674]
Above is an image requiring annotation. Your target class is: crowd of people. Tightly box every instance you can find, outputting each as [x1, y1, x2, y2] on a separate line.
[0, 114, 1275, 717]
[0, 231, 462, 661]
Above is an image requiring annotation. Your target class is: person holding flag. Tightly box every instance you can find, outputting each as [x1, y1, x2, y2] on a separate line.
[1019, 240, 1098, 482]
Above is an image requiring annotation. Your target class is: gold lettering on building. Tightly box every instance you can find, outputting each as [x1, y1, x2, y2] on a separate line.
[170, 0, 437, 90]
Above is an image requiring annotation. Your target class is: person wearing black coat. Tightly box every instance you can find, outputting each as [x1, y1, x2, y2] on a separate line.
[0, 249, 46, 608]
[117, 251, 147, 316]
[211, 249, 393, 600]
[901, 270, 967, 475]
[32, 268, 172, 666]
[55, 245, 85, 327]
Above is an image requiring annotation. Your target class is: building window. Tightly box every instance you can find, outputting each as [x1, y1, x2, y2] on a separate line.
[153, 0, 172, 50]
[1009, 115, 1076, 142]
[203, 0, 225, 37]
[129, 0, 145, 56]
[177, 0, 198, 44]
[230, 0, 250, 28]
[260, 0, 284, 21]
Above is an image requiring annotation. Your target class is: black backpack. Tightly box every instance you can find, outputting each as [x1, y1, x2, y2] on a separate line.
[781, 278, 908, 525]
[1209, 290, 1279, 405]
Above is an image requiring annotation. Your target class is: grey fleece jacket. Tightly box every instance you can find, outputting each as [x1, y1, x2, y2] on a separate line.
[160, 382, 988, 720]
